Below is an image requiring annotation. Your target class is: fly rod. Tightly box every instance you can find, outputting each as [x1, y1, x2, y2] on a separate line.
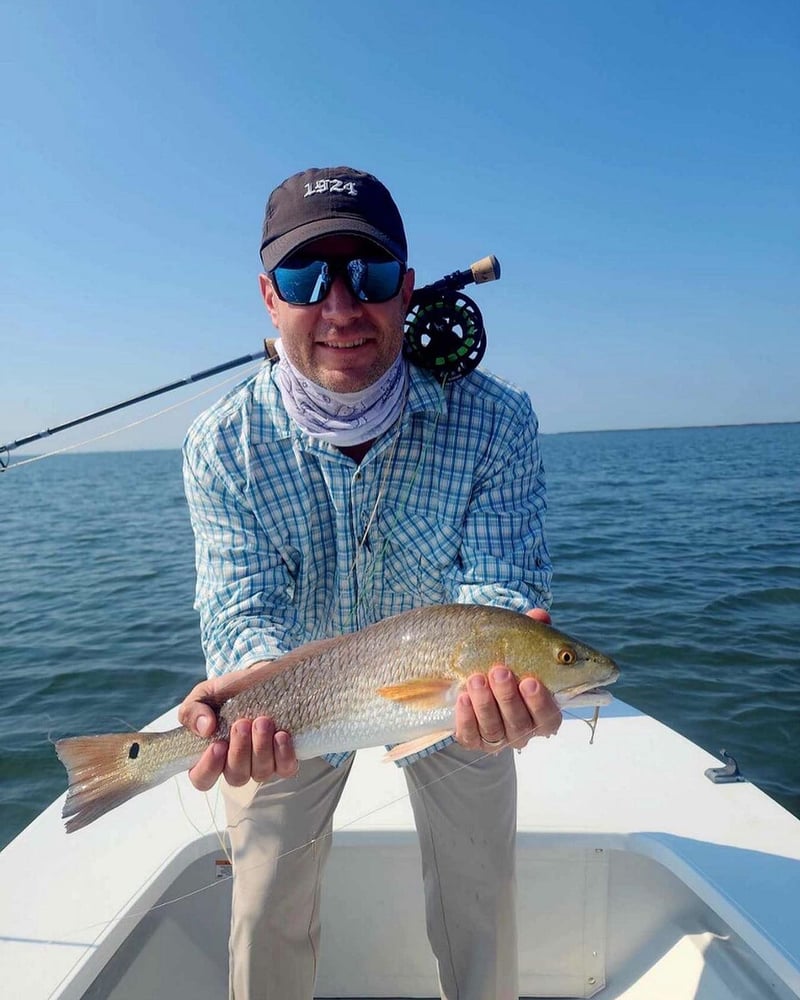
[1, 255, 501, 469]
[0, 350, 268, 468]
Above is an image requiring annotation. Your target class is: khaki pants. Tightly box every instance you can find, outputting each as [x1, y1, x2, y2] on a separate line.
[223, 743, 518, 1000]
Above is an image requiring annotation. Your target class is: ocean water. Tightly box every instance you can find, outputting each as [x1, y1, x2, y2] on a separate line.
[1, 423, 799, 849]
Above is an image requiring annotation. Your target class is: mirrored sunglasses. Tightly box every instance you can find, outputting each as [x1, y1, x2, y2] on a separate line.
[270, 255, 406, 306]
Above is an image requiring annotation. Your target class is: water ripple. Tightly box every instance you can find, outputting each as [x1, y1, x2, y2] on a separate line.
[1, 428, 799, 845]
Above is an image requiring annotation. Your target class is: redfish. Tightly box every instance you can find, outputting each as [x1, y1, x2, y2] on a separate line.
[56, 604, 619, 832]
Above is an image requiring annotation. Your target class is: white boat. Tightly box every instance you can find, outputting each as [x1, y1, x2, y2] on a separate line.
[1, 698, 799, 999]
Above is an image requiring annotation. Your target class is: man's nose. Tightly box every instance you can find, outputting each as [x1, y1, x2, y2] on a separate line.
[321, 274, 363, 322]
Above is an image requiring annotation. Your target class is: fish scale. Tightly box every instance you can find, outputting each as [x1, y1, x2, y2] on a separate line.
[55, 604, 619, 832]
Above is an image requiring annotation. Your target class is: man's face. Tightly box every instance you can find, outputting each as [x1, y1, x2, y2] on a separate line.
[260, 235, 415, 394]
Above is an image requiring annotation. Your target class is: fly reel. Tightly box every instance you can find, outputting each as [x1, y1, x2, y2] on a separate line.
[403, 255, 500, 381]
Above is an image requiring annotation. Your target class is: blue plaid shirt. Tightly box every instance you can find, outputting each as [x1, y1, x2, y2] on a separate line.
[183, 359, 552, 766]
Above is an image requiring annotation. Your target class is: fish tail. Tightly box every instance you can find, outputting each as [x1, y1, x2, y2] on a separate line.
[55, 728, 202, 833]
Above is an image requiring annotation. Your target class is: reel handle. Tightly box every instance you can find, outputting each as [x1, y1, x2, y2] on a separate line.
[421, 254, 501, 294]
[470, 254, 501, 284]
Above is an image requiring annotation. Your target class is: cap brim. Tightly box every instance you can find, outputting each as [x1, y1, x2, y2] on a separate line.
[260, 218, 406, 271]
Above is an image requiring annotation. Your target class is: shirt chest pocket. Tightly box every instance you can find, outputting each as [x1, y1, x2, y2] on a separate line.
[373, 504, 464, 610]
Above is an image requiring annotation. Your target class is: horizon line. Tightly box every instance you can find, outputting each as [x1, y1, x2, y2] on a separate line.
[4, 418, 798, 462]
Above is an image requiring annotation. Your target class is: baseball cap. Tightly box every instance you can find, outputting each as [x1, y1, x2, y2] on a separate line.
[259, 166, 408, 272]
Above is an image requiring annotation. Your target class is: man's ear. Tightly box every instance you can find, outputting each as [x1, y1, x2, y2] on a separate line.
[259, 273, 280, 327]
[400, 267, 416, 312]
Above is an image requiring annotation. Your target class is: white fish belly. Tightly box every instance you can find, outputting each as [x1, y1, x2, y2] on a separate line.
[291, 698, 456, 760]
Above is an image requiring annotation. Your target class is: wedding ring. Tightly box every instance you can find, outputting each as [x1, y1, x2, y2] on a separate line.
[482, 735, 505, 747]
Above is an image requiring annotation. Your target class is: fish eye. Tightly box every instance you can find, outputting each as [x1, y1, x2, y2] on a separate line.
[557, 647, 576, 665]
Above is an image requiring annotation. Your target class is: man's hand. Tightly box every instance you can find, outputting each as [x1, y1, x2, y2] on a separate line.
[177, 668, 299, 791]
[455, 608, 562, 753]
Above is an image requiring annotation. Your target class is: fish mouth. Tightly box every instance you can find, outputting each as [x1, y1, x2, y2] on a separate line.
[558, 669, 619, 703]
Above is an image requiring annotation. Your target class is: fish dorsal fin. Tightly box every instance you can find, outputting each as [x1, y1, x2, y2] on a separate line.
[375, 678, 458, 710]
[383, 729, 455, 763]
[214, 636, 346, 702]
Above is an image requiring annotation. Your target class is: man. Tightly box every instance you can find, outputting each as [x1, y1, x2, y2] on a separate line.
[179, 166, 561, 1000]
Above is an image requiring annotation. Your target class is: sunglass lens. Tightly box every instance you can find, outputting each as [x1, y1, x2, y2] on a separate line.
[347, 259, 403, 302]
[272, 261, 330, 304]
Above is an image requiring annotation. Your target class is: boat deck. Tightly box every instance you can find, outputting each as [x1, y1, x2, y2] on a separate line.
[1, 700, 799, 998]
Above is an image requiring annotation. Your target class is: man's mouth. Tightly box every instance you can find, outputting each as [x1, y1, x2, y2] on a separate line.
[319, 338, 369, 350]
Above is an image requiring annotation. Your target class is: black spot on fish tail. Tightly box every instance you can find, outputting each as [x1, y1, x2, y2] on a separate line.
[128, 742, 140, 760]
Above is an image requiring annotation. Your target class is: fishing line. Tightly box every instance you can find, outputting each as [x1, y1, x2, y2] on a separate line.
[50, 700, 607, 955]
[174, 780, 232, 864]
[346, 413, 404, 582]
[2, 363, 263, 471]
[52, 723, 540, 942]
[345, 375, 448, 628]
[587, 705, 601, 743]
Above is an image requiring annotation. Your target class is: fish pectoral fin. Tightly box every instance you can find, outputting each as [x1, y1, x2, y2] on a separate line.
[375, 678, 457, 710]
[383, 730, 455, 763]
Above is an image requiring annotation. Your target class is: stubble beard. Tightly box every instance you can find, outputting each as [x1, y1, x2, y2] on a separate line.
[306, 319, 405, 394]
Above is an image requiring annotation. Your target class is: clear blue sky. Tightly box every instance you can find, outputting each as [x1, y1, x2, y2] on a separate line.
[2, 0, 798, 454]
